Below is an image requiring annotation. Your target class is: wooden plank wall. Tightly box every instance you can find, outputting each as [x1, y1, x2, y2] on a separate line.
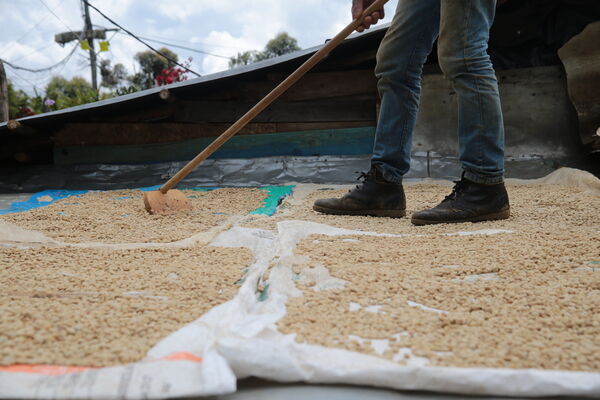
[53, 69, 379, 151]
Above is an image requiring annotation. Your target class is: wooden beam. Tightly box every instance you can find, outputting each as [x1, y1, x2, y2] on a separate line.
[282, 70, 377, 101]
[0, 61, 8, 123]
[187, 70, 377, 103]
[159, 88, 177, 103]
[5, 119, 39, 136]
[176, 96, 376, 123]
[53, 121, 376, 146]
[100, 103, 178, 123]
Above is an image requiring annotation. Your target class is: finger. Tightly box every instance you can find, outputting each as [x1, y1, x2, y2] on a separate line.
[372, 11, 380, 20]
[351, 0, 363, 19]
[364, 15, 372, 25]
[356, 25, 365, 33]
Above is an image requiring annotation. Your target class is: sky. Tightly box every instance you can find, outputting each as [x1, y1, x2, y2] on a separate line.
[0, 0, 399, 95]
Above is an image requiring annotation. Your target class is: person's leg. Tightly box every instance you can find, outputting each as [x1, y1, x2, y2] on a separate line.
[372, 0, 441, 183]
[313, 0, 441, 217]
[411, 0, 510, 225]
[437, 0, 504, 183]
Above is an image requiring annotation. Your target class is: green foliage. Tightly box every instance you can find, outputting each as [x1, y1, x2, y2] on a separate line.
[131, 47, 178, 90]
[8, 82, 30, 119]
[45, 76, 98, 109]
[261, 32, 301, 59]
[7, 82, 43, 118]
[229, 32, 301, 68]
[229, 50, 260, 68]
[99, 59, 127, 89]
[7, 46, 185, 116]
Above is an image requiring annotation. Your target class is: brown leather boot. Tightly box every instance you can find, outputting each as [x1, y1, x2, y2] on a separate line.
[411, 175, 510, 225]
[313, 167, 406, 218]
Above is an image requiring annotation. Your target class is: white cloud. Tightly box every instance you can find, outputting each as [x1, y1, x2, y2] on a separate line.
[199, 30, 266, 75]
[1, 0, 399, 94]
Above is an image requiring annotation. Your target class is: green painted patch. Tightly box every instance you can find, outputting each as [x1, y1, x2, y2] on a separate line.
[251, 186, 294, 216]
[258, 283, 270, 302]
[54, 127, 376, 165]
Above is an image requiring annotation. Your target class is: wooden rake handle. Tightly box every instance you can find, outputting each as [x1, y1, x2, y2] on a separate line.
[160, 0, 389, 193]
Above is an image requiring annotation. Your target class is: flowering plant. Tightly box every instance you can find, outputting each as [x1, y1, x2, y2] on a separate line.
[16, 106, 36, 118]
[155, 56, 192, 86]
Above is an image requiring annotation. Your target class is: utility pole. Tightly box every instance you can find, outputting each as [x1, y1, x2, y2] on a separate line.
[0, 61, 8, 123]
[54, 2, 116, 91]
[82, 0, 97, 90]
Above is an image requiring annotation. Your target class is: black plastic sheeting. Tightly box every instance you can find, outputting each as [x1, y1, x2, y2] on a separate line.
[490, 0, 600, 69]
[0, 154, 560, 193]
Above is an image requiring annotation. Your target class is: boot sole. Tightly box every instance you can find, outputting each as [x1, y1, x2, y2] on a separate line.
[411, 208, 511, 226]
[313, 204, 406, 218]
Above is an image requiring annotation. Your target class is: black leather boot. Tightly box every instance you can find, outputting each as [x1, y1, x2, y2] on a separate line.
[411, 175, 510, 225]
[313, 167, 406, 217]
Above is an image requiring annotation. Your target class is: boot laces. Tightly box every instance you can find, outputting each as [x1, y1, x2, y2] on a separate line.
[351, 170, 375, 191]
[442, 178, 468, 203]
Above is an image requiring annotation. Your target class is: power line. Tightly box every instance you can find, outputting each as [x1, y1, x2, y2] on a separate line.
[127, 32, 246, 50]
[117, 32, 230, 59]
[1, 45, 78, 73]
[10, 43, 57, 64]
[0, 0, 68, 54]
[37, 0, 80, 37]
[6, 68, 45, 93]
[82, 0, 201, 77]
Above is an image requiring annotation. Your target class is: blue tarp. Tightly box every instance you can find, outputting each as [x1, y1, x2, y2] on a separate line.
[0, 186, 294, 216]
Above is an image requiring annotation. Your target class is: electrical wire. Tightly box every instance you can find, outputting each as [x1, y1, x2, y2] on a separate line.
[82, 0, 201, 77]
[6, 68, 45, 93]
[37, 0, 80, 37]
[10, 43, 58, 64]
[1, 45, 78, 73]
[0, 0, 68, 54]
[126, 32, 245, 50]
[116, 32, 230, 59]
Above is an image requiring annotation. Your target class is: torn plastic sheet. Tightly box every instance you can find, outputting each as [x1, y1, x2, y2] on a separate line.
[205, 221, 600, 398]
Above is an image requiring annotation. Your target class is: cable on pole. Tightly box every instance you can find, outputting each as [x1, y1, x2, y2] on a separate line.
[117, 33, 230, 59]
[1, 45, 78, 73]
[82, 0, 201, 77]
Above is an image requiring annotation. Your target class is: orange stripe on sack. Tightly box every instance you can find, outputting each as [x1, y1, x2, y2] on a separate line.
[0, 364, 94, 376]
[160, 352, 203, 362]
[0, 352, 202, 376]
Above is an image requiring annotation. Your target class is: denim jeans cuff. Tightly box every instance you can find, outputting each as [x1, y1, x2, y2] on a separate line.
[372, 163, 404, 184]
[464, 170, 504, 185]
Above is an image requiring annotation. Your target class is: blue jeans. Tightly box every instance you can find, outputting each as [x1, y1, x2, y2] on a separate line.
[371, 0, 505, 185]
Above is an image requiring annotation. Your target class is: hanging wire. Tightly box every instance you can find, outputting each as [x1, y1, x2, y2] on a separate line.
[1, 45, 78, 73]
[115, 32, 230, 59]
[82, 0, 201, 77]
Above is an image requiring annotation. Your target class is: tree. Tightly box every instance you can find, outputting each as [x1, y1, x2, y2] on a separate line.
[131, 47, 179, 90]
[259, 32, 301, 60]
[99, 59, 127, 89]
[45, 76, 98, 110]
[229, 50, 260, 68]
[7, 81, 43, 118]
[229, 32, 301, 68]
